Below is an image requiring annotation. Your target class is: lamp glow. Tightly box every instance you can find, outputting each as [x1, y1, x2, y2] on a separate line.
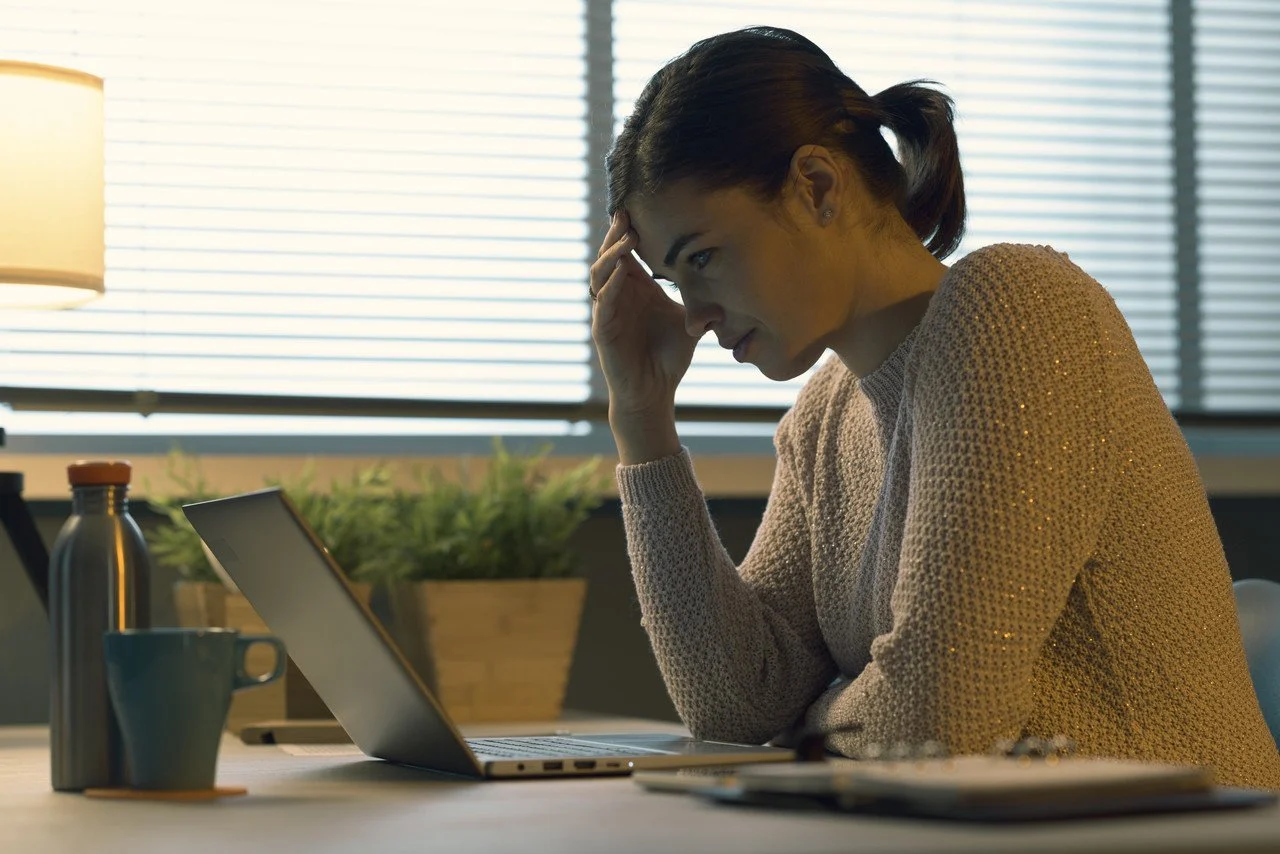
[0, 60, 104, 309]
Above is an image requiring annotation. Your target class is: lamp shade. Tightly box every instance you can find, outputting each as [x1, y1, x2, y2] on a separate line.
[0, 60, 104, 309]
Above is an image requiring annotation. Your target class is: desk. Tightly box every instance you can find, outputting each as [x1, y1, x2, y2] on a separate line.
[3, 723, 1279, 854]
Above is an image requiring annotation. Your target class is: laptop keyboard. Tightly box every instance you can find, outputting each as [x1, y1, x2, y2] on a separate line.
[466, 736, 659, 759]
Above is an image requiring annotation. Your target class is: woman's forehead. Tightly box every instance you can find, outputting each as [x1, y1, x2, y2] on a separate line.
[628, 183, 705, 232]
[628, 184, 758, 258]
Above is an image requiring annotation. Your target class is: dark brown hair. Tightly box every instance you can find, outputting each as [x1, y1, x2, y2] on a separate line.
[606, 26, 966, 259]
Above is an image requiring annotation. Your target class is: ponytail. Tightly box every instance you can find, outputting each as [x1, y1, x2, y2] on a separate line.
[873, 81, 966, 259]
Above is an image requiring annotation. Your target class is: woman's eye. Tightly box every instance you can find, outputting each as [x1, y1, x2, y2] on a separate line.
[664, 250, 713, 293]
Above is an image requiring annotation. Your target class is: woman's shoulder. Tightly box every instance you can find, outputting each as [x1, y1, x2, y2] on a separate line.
[910, 242, 1123, 396]
[919, 242, 1118, 354]
[940, 242, 1112, 314]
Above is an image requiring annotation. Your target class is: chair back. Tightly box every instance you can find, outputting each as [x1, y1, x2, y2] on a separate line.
[1233, 578, 1280, 749]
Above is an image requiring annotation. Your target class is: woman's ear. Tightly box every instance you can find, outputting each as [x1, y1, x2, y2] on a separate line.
[788, 144, 842, 226]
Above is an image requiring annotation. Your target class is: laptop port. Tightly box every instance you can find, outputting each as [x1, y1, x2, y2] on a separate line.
[542, 761, 564, 772]
[573, 760, 597, 771]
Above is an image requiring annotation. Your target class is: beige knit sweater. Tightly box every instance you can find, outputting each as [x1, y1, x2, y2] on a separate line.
[617, 243, 1280, 790]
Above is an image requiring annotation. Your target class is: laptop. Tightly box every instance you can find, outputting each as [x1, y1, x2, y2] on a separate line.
[182, 487, 794, 779]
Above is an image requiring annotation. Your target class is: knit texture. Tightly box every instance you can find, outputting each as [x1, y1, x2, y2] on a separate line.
[617, 243, 1280, 789]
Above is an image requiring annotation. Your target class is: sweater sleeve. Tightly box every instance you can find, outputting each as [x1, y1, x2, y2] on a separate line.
[807, 247, 1116, 756]
[617, 413, 839, 744]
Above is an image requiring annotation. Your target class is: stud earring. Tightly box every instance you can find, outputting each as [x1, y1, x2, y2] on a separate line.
[821, 208, 834, 223]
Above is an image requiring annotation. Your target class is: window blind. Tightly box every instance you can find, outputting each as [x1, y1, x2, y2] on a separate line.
[614, 0, 1179, 409]
[0, 1, 591, 424]
[1194, 0, 1280, 411]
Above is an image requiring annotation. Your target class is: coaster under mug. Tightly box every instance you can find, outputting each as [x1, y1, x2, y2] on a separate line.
[84, 785, 248, 801]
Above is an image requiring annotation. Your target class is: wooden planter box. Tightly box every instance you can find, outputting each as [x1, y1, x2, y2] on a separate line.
[389, 578, 587, 723]
[172, 577, 586, 729]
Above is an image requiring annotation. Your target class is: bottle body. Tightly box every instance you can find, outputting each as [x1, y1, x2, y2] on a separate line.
[49, 483, 152, 791]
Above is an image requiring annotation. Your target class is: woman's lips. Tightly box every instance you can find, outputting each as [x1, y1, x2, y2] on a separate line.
[732, 330, 756, 363]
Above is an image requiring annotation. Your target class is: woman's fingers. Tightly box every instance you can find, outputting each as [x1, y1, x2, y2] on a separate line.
[596, 209, 632, 252]
[589, 229, 636, 298]
[597, 210, 629, 255]
[596, 226, 635, 271]
[592, 243, 635, 306]
[591, 210, 634, 291]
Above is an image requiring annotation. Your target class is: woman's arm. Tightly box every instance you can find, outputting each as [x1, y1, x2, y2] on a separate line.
[808, 246, 1117, 756]
[617, 412, 838, 744]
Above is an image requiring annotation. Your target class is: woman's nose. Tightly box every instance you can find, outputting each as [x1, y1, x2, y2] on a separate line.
[683, 296, 721, 339]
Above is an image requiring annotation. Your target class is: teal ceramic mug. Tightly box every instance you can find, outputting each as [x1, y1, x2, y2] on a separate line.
[103, 627, 287, 790]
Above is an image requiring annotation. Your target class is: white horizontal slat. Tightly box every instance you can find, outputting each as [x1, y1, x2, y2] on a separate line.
[95, 250, 586, 281]
[4, 358, 592, 401]
[106, 145, 587, 180]
[104, 122, 586, 153]
[107, 164, 584, 199]
[1, 411, 580, 437]
[5, 317, 587, 343]
[615, 0, 1178, 408]
[104, 186, 589, 219]
[103, 230, 586, 262]
[82, 271, 588, 301]
[104, 209, 588, 239]
[5, 332, 591, 365]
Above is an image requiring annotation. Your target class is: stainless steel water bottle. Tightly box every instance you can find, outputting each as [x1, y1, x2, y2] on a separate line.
[49, 460, 152, 791]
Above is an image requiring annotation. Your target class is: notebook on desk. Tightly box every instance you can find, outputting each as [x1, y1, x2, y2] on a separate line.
[635, 755, 1278, 822]
[183, 487, 794, 779]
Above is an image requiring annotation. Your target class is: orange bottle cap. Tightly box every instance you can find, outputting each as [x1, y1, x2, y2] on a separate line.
[67, 460, 133, 487]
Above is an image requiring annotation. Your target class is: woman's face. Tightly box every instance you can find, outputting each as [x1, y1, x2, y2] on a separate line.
[627, 179, 855, 382]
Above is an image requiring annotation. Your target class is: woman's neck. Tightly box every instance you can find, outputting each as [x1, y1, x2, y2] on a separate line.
[829, 232, 948, 378]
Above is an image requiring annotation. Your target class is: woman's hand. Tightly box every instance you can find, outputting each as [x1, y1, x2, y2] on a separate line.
[589, 210, 698, 420]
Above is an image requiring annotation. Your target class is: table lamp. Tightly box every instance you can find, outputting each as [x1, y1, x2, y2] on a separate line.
[0, 60, 106, 611]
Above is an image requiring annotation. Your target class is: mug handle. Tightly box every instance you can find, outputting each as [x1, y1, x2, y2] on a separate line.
[232, 634, 288, 692]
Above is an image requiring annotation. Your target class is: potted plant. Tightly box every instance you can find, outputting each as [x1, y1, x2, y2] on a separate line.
[145, 441, 606, 727]
[363, 440, 606, 723]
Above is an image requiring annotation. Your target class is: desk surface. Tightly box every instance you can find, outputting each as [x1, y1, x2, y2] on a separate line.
[4, 722, 1280, 854]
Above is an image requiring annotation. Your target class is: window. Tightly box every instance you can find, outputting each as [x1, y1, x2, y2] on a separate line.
[0, 0, 1275, 444]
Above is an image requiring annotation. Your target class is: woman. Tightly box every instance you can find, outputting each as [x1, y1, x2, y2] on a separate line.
[588, 26, 1280, 789]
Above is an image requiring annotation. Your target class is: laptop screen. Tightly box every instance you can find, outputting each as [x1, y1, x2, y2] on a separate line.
[183, 487, 483, 777]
